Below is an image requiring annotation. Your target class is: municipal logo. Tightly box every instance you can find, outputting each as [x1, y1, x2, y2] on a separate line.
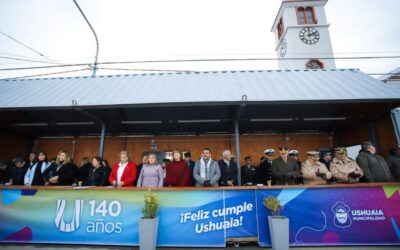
[55, 199, 83, 232]
[331, 201, 352, 229]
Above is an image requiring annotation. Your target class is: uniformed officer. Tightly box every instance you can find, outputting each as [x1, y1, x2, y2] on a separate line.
[256, 149, 274, 185]
[330, 147, 363, 183]
[241, 156, 257, 185]
[271, 147, 300, 185]
[301, 151, 332, 185]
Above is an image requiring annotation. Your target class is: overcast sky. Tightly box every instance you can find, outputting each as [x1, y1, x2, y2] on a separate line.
[0, 0, 399, 79]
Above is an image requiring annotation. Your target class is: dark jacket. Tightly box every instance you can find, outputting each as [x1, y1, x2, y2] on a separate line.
[356, 151, 393, 182]
[44, 162, 76, 185]
[256, 159, 272, 185]
[9, 164, 28, 185]
[78, 163, 92, 182]
[84, 166, 109, 186]
[271, 157, 301, 185]
[241, 165, 257, 185]
[217, 159, 238, 186]
[387, 154, 400, 182]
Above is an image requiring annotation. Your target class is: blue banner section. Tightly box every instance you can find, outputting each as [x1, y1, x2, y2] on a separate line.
[1, 186, 400, 247]
[224, 190, 257, 238]
[256, 187, 400, 247]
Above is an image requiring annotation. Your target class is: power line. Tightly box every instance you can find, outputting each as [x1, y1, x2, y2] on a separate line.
[0, 68, 90, 80]
[0, 30, 54, 62]
[97, 67, 194, 73]
[0, 54, 399, 72]
[0, 55, 60, 64]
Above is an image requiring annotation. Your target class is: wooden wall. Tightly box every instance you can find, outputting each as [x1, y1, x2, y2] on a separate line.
[1, 117, 395, 164]
[0, 134, 32, 160]
[337, 117, 397, 158]
[31, 133, 332, 165]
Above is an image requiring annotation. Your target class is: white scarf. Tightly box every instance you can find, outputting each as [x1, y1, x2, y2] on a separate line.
[200, 158, 212, 179]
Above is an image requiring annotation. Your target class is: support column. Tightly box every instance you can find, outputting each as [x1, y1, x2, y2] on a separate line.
[368, 120, 379, 151]
[99, 123, 106, 158]
[391, 107, 400, 144]
[235, 120, 242, 186]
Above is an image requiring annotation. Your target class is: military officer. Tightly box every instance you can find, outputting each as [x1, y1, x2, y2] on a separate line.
[256, 149, 274, 185]
[330, 147, 363, 183]
[301, 151, 332, 185]
[271, 147, 300, 185]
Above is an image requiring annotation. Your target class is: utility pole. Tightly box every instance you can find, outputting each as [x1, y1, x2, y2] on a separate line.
[73, 0, 99, 77]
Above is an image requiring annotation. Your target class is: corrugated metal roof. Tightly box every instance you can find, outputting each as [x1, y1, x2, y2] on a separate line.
[0, 69, 399, 110]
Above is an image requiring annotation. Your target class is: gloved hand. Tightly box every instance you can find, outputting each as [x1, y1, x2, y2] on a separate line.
[348, 172, 361, 178]
[316, 170, 327, 179]
[203, 180, 212, 187]
[285, 172, 296, 178]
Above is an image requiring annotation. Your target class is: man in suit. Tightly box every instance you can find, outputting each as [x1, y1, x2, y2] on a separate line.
[193, 148, 221, 187]
[218, 149, 238, 186]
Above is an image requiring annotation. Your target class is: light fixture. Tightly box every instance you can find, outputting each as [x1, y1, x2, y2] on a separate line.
[55, 122, 95, 126]
[250, 118, 293, 122]
[121, 121, 162, 124]
[13, 123, 48, 127]
[177, 119, 221, 123]
[303, 117, 347, 121]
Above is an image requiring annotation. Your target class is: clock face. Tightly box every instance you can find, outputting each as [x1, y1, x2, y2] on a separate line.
[279, 39, 287, 57]
[299, 27, 320, 45]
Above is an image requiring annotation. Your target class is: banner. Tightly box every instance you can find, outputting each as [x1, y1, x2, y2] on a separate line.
[0, 188, 256, 246]
[256, 186, 400, 246]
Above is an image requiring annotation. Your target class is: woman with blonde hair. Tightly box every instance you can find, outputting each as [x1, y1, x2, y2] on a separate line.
[137, 153, 163, 187]
[43, 151, 76, 185]
[108, 150, 137, 187]
[164, 149, 191, 186]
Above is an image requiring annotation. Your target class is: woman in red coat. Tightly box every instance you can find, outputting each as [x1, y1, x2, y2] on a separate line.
[164, 149, 191, 187]
[109, 150, 137, 187]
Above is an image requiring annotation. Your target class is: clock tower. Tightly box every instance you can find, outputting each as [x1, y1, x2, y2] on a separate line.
[271, 0, 336, 70]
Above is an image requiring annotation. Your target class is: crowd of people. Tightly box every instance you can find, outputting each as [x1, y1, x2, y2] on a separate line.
[0, 141, 399, 188]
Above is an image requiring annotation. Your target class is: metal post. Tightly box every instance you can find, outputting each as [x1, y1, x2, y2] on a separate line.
[368, 120, 379, 151]
[73, 0, 99, 77]
[391, 107, 400, 144]
[235, 120, 242, 186]
[99, 123, 106, 158]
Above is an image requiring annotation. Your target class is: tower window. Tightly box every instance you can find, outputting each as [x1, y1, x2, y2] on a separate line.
[297, 7, 316, 25]
[305, 60, 324, 69]
[277, 18, 284, 39]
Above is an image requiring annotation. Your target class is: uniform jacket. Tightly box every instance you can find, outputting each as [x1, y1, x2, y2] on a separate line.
[256, 159, 272, 185]
[241, 165, 257, 185]
[301, 159, 332, 185]
[193, 159, 221, 187]
[387, 154, 400, 182]
[356, 151, 392, 182]
[330, 157, 363, 183]
[108, 162, 137, 187]
[271, 157, 300, 185]
[217, 159, 238, 186]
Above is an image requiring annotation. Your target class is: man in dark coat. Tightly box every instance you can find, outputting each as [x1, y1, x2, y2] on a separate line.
[9, 156, 28, 185]
[241, 156, 257, 185]
[184, 152, 196, 186]
[256, 149, 275, 185]
[387, 144, 400, 182]
[272, 147, 301, 185]
[218, 149, 238, 186]
[356, 141, 393, 182]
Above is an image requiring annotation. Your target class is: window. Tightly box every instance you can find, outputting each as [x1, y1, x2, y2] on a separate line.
[305, 60, 324, 69]
[277, 18, 284, 39]
[297, 7, 316, 25]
